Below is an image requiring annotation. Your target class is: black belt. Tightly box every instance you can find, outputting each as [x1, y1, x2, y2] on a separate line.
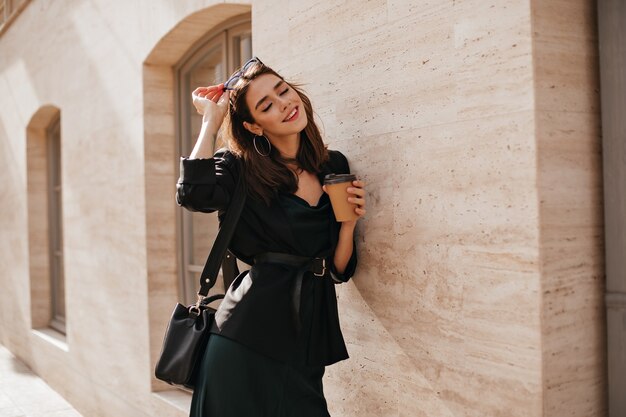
[253, 252, 330, 333]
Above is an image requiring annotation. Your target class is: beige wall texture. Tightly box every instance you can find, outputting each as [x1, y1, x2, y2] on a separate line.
[0, 1, 605, 416]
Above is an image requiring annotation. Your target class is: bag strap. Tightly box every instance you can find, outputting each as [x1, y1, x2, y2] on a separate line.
[197, 158, 246, 298]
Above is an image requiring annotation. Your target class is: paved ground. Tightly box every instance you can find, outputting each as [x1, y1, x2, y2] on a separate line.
[0, 345, 82, 417]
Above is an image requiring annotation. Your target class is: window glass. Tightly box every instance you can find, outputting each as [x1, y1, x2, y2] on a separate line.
[48, 116, 66, 334]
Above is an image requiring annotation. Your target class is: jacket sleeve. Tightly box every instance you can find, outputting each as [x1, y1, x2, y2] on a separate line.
[175, 148, 239, 213]
[329, 246, 358, 284]
[328, 150, 359, 284]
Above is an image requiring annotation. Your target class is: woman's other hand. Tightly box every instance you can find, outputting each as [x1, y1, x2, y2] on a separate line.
[192, 83, 230, 131]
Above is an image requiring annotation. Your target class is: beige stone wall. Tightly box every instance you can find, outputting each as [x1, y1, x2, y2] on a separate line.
[258, 1, 605, 416]
[0, 1, 251, 416]
[0, 0, 605, 416]
[532, 1, 606, 415]
[257, 1, 542, 416]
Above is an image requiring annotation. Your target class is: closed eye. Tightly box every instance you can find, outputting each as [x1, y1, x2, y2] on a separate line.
[261, 87, 290, 112]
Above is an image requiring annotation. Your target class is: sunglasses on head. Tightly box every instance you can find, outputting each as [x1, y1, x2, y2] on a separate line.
[223, 56, 264, 91]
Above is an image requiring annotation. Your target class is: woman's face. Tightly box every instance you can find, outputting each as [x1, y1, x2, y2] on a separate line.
[243, 73, 308, 138]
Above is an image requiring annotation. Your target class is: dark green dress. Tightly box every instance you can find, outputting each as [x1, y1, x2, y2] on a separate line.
[190, 192, 333, 417]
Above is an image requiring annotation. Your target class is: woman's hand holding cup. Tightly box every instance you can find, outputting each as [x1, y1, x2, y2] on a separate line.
[346, 180, 367, 218]
[322, 176, 366, 227]
[192, 83, 229, 132]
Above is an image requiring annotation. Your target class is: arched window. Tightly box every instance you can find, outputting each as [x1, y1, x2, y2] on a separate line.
[27, 106, 67, 340]
[175, 18, 252, 305]
[46, 114, 66, 334]
[0, 0, 29, 31]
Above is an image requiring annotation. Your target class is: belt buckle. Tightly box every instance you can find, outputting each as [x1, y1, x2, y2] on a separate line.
[313, 257, 327, 277]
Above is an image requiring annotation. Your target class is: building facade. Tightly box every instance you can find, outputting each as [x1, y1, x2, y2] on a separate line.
[0, 0, 609, 416]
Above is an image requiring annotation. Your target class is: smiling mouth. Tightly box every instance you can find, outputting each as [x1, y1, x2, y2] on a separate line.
[284, 106, 299, 122]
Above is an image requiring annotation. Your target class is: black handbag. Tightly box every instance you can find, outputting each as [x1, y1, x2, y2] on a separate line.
[155, 160, 246, 390]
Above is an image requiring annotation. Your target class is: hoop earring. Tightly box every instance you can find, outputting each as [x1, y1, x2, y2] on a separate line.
[253, 134, 271, 157]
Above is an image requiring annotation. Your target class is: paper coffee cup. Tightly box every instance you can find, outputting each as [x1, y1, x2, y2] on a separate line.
[324, 174, 359, 222]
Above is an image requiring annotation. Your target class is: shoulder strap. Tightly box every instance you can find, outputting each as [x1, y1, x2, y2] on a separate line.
[197, 158, 246, 297]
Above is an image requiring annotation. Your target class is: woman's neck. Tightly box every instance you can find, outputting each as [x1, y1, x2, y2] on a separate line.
[267, 132, 300, 159]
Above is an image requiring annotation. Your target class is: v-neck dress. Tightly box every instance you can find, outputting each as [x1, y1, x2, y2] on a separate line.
[190, 191, 334, 417]
[279, 191, 332, 256]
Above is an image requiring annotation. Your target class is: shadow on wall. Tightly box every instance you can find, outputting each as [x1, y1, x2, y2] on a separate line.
[0, 115, 26, 348]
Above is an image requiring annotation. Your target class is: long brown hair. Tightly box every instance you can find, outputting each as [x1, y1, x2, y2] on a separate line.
[222, 62, 329, 206]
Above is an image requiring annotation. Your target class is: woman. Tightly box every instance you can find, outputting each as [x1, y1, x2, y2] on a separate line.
[176, 57, 366, 417]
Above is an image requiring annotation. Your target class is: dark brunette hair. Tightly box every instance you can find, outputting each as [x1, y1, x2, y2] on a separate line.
[222, 61, 329, 206]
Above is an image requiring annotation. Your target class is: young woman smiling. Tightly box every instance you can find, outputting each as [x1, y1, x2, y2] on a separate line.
[176, 57, 366, 417]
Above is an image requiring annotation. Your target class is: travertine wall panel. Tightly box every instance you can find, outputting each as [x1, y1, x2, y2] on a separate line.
[532, 1, 606, 416]
[255, 0, 548, 415]
[142, 63, 182, 394]
[330, 117, 542, 416]
[0, 0, 606, 416]
[0, 1, 247, 416]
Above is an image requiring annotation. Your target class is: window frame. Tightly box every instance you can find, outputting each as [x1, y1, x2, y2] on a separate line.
[0, 0, 29, 33]
[46, 114, 66, 334]
[174, 15, 252, 306]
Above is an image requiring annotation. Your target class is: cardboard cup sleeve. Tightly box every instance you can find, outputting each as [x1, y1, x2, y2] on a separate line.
[324, 173, 359, 222]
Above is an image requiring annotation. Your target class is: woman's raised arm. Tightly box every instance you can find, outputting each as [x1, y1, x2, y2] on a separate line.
[175, 85, 238, 213]
[189, 83, 229, 158]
